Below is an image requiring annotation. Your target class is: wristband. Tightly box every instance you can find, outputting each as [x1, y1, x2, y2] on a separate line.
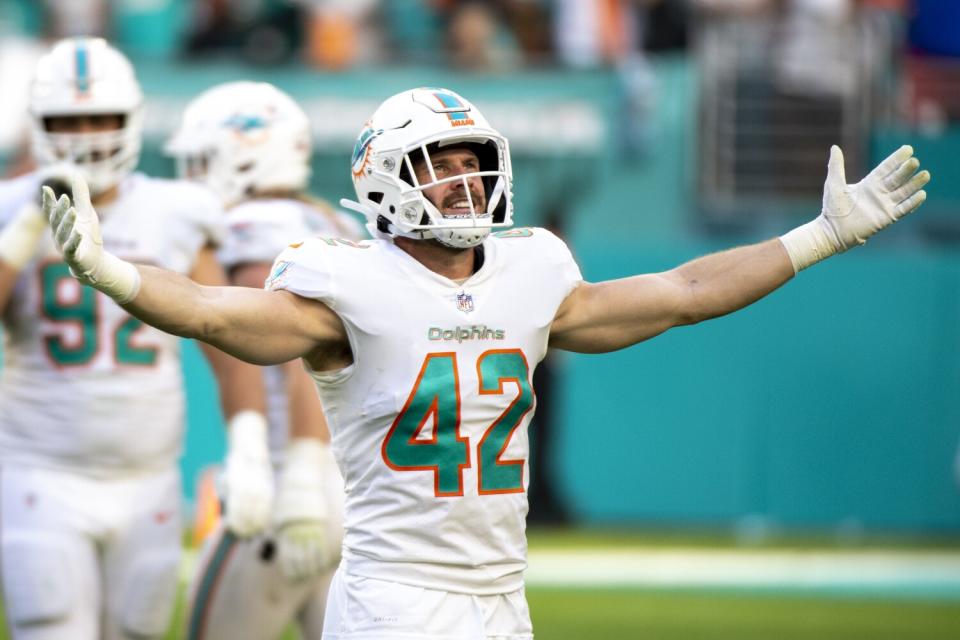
[83, 252, 142, 304]
[227, 410, 270, 457]
[275, 438, 330, 523]
[779, 217, 842, 273]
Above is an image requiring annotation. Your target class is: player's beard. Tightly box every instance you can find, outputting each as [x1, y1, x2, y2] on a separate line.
[440, 188, 486, 217]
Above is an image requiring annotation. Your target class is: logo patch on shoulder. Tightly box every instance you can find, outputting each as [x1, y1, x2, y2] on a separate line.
[267, 260, 293, 289]
[456, 291, 474, 314]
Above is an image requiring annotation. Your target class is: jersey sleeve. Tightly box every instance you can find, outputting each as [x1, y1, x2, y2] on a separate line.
[514, 227, 583, 300]
[219, 201, 313, 268]
[265, 238, 337, 304]
[544, 229, 583, 298]
[183, 183, 226, 248]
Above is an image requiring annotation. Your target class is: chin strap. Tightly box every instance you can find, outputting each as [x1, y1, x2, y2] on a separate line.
[341, 197, 490, 248]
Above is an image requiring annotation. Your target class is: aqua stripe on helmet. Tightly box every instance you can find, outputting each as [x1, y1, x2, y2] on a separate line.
[75, 43, 90, 94]
[433, 91, 468, 121]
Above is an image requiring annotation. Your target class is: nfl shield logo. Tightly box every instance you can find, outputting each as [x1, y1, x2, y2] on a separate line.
[456, 291, 474, 313]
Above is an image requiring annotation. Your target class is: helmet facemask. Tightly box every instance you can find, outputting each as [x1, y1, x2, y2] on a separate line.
[29, 38, 144, 197]
[33, 110, 143, 196]
[367, 133, 512, 249]
[171, 151, 210, 183]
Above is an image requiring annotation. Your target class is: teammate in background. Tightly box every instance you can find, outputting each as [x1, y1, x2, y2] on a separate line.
[43, 87, 930, 639]
[165, 81, 358, 640]
[0, 37, 273, 639]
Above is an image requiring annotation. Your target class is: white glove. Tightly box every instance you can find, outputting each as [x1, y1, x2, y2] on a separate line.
[42, 174, 140, 303]
[780, 145, 931, 272]
[274, 438, 334, 581]
[220, 410, 274, 537]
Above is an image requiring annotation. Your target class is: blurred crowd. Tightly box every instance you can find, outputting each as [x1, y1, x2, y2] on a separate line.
[2, 1, 690, 69]
[0, 2, 954, 99]
[2, 1, 959, 176]
[2, 1, 956, 71]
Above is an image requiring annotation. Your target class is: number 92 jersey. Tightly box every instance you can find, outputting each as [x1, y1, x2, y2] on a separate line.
[0, 171, 223, 476]
[267, 227, 582, 595]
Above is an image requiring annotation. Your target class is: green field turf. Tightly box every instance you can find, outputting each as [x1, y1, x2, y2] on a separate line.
[528, 588, 960, 640]
[4, 529, 960, 639]
[5, 584, 959, 640]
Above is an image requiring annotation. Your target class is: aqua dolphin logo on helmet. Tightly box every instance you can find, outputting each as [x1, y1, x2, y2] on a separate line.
[223, 114, 269, 133]
[351, 125, 384, 178]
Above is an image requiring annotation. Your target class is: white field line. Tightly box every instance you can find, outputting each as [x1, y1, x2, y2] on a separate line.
[526, 548, 960, 595]
[181, 548, 960, 596]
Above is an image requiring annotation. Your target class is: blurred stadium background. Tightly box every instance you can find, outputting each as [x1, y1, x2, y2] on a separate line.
[2, 0, 960, 638]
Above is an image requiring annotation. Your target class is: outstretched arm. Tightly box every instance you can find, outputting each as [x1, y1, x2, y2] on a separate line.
[43, 175, 347, 366]
[551, 239, 793, 352]
[130, 265, 339, 365]
[550, 145, 930, 353]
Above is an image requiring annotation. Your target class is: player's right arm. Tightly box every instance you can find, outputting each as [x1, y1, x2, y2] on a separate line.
[43, 176, 347, 366]
[0, 201, 47, 309]
[129, 263, 343, 365]
[0, 261, 21, 311]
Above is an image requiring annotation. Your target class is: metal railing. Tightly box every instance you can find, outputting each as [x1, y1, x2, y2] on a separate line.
[696, 11, 897, 222]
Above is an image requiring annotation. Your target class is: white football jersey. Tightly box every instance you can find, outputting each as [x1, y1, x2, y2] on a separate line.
[267, 228, 582, 594]
[0, 171, 223, 476]
[218, 197, 363, 463]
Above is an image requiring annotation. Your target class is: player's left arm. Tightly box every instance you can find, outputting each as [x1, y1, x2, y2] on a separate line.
[190, 246, 273, 537]
[550, 144, 930, 353]
[550, 239, 793, 353]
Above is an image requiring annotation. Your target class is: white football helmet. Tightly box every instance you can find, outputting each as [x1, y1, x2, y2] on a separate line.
[29, 37, 143, 196]
[165, 81, 311, 206]
[342, 87, 513, 249]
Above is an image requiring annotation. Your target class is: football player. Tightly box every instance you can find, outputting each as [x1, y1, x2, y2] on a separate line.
[165, 80, 359, 640]
[0, 37, 272, 639]
[42, 87, 930, 639]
